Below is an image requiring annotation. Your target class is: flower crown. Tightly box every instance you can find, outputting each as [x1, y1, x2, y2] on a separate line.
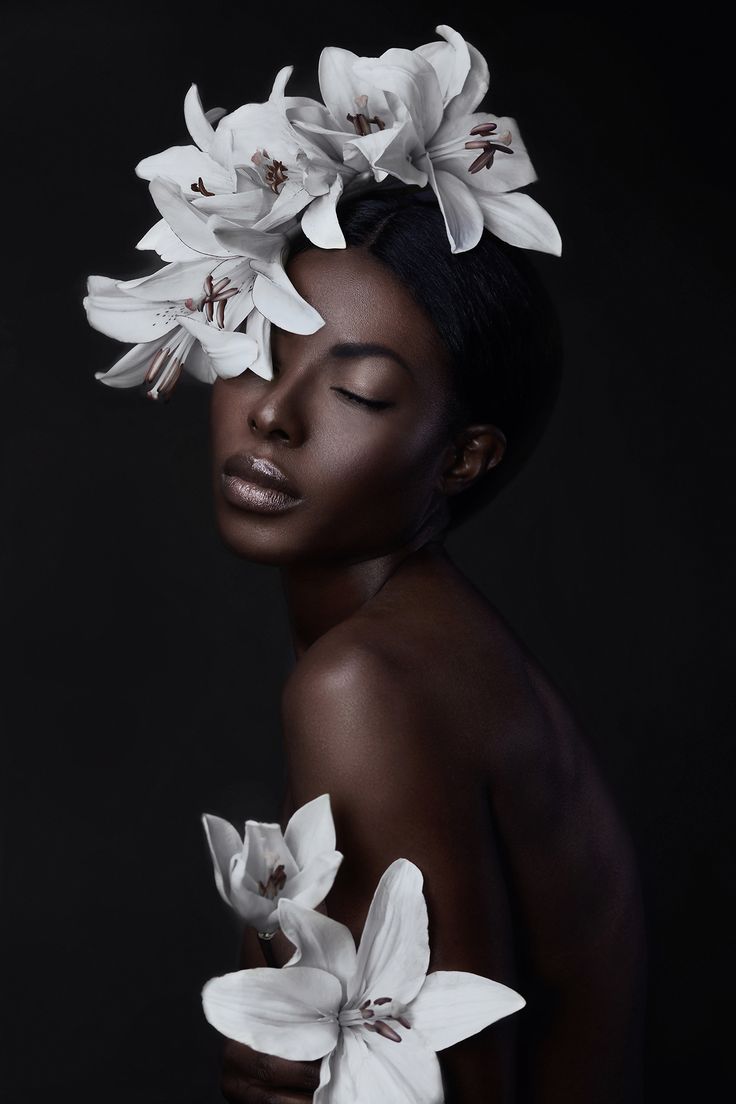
[83, 24, 561, 401]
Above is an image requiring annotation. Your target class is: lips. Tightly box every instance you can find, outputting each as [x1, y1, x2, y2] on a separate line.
[222, 452, 301, 499]
[220, 452, 303, 514]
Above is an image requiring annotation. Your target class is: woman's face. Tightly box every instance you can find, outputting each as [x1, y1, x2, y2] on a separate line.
[210, 245, 458, 565]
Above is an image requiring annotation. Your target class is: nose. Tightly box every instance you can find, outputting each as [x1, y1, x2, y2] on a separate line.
[245, 371, 306, 446]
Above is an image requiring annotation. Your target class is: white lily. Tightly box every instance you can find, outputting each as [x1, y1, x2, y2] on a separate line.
[214, 66, 354, 248]
[83, 258, 259, 398]
[202, 794, 343, 936]
[283, 45, 423, 193]
[344, 24, 561, 255]
[134, 84, 269, 264]
[202, 858, 525, 1102]
[86, 175, 325, 396]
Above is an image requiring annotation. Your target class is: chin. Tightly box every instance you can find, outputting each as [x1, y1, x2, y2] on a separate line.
[216, 510, 306, 566]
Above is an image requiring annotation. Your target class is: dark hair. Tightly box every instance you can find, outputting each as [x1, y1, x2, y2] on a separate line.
[288, 187, 563, 531]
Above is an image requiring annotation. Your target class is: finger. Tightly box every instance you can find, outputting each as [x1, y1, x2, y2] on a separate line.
[221, 1071, 315, 1104]
[223, 1041, 321, 1093]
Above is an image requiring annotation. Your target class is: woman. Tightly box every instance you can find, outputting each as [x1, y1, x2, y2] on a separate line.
[209, 192, 647, 1102]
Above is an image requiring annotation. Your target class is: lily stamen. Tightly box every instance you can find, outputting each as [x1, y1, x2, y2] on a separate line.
[258, 863, 287, 899]
[347, 94, 386, 136]
[144, 327, 196, 400]
[372, 1020, 403, 1042]
[201, 274, 240, 326]
[346, 995, 409, 1041]
[251, 148, 289, 194]
[428, 119, 514, 174]
[464, 121, 514, 173]
[191, 176, 215, 196]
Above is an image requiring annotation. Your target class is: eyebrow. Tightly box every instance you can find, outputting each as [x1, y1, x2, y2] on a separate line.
[329, 342, 414, 378]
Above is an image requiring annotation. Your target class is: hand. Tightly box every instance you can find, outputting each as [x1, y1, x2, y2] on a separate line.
[220, 1038, 322, 1103]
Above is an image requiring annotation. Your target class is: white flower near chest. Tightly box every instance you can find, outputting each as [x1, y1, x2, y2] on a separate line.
[202, 858, 525, 1102]
[202, 794, 343, 936]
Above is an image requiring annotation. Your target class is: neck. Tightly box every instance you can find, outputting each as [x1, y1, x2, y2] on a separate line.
[279, 534, 450, 659]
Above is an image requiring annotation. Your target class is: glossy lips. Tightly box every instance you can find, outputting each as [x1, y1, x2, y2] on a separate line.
[221, 453, 302, 514]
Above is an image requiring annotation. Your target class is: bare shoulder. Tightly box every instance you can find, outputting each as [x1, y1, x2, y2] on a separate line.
[280, 617, 520, 982]
[281, 619, 454, 784]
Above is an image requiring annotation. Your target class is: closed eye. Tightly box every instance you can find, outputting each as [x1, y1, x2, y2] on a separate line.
[331, 387, 393, 411]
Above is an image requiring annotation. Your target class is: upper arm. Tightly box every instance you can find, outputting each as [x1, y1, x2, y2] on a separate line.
[281, 644, 515, 975]
[281, 644, 520, 1099]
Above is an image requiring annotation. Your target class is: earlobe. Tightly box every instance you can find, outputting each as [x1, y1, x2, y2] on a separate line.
[438, 426, 507, 497]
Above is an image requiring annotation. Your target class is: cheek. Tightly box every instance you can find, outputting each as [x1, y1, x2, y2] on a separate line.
[309, 411, 446, 532]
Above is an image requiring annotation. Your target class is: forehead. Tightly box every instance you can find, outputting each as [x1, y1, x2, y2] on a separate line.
[280, 245, 452, 382]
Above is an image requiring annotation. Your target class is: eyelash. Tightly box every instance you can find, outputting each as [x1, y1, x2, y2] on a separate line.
[270, 368, 391, 411]
[332, 387, 391, 411]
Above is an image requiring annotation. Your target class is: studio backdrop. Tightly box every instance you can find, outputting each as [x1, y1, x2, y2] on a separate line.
[0, 2, 731, 1101]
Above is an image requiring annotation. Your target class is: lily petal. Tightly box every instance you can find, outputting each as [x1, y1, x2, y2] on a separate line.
[409, 970, 526, 1051]
[250, 179, 312, 234]
[117, 258, 213, 301]
[83, 277, 181, 343]
[347, 122, 426, 189]
[284, 794, 337, 867]
[149, 177, 227, 257]
[191, 189, 268, 219]
[184, 83, 216, 153]
[286, 851, 345, 915]
[347, 859, 429, 1008]
[360, 1025, 444, 1104]
[184, 341, 217, 384]
[419, 27, 490, 120]
[290, 115, 357, 163]
[318, 47, 392, 131]
[313, 1047, 336, 1104]
[94, 337, 166, 389]
[424, 157, 485, 253]
[244, 310, 274, 380]
[446, 38, 490, 120]
[353, 50, 444, 145]
[300, 174, 346, 250]
[136, 218, 202, 263]
[415, 24, 471, 108]
[201, 813, 243, 905]
[269, 65, 294, 100]
[227, 879, 280, 931]
[251, 264, 325, 334]
[315, 1028, 364, 1104]
[135, 145, 235, 195]
[244, 821, 300, 884]
[475, 191, 562, 255]
[278, 898, 357, 991]
[202, 966, 341, 1061]
[178, 315, 259, 378]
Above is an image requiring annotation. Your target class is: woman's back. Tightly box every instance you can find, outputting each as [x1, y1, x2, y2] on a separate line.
[277, 543, 647, 1101]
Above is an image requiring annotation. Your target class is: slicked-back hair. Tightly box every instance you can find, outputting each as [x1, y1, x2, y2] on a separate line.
[287, 188, 564, 531]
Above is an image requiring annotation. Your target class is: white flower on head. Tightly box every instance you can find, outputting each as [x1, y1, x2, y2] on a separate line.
[83, 258, 257, 399]
[86, 178, 324, 397]
[202, 794, 343, 936]
[215, 66, 355, 249]
[85, 23, 562, 400]
[284, 45, 423, 193]
[134, 84, 269, 264]
[339, 24, 561, 255]
[202, 858, 525, 1102]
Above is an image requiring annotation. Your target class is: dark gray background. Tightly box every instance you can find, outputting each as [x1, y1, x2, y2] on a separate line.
[1, 2, 731, 1099]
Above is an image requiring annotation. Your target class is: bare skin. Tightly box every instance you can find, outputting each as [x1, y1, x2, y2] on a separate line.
[209, 245, 647, 1102]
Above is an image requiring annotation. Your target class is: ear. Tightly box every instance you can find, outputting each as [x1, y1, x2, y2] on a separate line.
[436, 424, 507, 498]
